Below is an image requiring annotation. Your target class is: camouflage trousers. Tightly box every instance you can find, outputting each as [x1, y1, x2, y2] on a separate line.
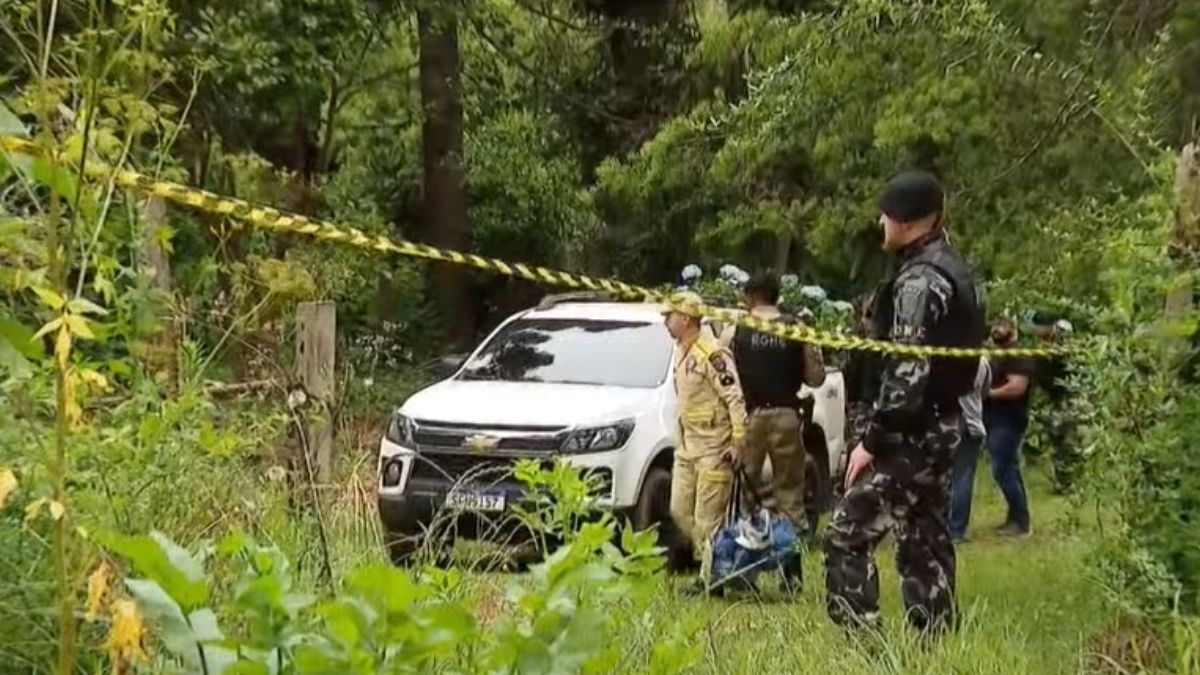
[742, 408, 806, 532]
[1045, 406, 1079, 494]
[824, 411, 962, 632]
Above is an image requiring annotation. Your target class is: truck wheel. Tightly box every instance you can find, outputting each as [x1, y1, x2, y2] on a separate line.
[634, 465, 692, 572]
[805, 427, 833, 505]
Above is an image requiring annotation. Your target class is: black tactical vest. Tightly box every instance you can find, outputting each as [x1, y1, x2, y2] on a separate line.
[872, 232, 985, 409]
[731, 313, 807, 412]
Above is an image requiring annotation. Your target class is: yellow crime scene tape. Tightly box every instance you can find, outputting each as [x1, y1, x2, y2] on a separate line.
[0, 134, 1072, 359]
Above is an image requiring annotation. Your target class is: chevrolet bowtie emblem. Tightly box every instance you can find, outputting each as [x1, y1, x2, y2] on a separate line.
[464, 434, 499, 453]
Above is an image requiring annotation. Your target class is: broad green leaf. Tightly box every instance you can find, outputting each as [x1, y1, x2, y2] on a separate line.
[151, 531, 207, 585]
[187, 608, 224, 642]
[200, 647, 241, 675]
[292, 645, 337, 674]
[0, 99, 27, 137]
[620, 520, 636, 553]
[345, 563, 420, 612]
[63, 314, 95, 340]
[124, 578, 197, 658]
[66, 297, 109, 316]
[100, 532, 210, 611]
[30, 157, 80, 200]
[217, 532, 249, 557]
[10, 268, 47, 292]
[32, 317, 62, 340]
[24, 497, 46, 522]
[32, 287, 65, 311]
[0, 316, 43, 359]
[318, 601, 364, 648]
[0, 339, 31, 380]
[414, 602, 477, 652]
[106, 359, 133, 378]
[0, 101, 30, 181]
[222, 660, 271, 675]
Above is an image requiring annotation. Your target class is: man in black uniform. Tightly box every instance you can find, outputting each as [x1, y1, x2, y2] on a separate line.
[824, 170, 984, 633]
[727, 274, 826, 590]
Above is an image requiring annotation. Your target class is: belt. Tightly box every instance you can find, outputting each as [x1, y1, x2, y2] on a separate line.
[748, 404, 799, 414]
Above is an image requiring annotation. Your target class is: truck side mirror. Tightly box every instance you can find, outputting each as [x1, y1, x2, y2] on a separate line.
[433, 353, 468, 379]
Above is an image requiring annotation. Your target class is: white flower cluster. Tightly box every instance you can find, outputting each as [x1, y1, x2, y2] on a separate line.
[719, 264, 750, 286]
[674, 264, 854, 326]
[800, 285, 828, 302]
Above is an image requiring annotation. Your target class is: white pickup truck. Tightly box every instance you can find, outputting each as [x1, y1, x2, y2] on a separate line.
[377, 294, 847, 566]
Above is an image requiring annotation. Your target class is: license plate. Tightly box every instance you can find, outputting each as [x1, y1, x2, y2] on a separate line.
[445, 489, 506, 512]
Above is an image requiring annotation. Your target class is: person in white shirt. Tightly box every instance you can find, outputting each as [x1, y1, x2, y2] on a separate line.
[948, 356, 991, 542]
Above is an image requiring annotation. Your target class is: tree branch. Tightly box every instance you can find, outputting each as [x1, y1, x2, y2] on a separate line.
[462, 9, 636, 126]
[509, 0, 592, 32]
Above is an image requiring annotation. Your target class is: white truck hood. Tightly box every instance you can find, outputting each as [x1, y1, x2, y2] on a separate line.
[400, 379, 661, 428]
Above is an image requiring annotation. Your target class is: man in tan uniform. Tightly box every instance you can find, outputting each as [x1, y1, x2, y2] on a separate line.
[661, 291, 749, 596]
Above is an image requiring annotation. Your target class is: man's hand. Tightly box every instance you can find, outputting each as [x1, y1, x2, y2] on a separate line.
[844, 443, 874, 491]
[724, 439, 745, 467]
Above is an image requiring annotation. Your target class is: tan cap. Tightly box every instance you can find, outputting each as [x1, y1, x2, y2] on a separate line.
[660, 290, 706, 318]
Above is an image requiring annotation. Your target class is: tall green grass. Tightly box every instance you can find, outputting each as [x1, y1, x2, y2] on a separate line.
[595, 466, 1106, 674]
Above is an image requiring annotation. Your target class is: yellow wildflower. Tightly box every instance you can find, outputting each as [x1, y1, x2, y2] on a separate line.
[85, 562, 114, 622]
[0, 468, 16, 509]
[104, 599, 149, 674]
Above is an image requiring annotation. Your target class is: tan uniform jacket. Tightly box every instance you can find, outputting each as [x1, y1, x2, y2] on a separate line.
[673, 332, 748, 458]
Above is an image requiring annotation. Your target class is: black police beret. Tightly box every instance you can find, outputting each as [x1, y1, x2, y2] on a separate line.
[878, 170, 944, 222]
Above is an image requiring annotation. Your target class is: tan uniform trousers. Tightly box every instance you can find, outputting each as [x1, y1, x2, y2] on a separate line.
[742, 407, 805, 529]
[670, 452, 733, 582]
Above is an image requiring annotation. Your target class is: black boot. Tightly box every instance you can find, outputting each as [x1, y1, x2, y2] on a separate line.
[681, 578, 723, 598]
[780, 551, 803, 596]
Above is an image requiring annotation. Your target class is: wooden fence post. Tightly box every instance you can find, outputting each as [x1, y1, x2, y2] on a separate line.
[139, 196, 178, 385]
[297, 301, 336, 484]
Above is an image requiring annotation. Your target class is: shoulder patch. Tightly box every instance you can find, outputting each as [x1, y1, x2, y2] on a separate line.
[709, 351, 728, 372]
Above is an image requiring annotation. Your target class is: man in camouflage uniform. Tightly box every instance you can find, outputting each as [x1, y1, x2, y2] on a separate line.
[824, 171, 984, 633]
[842, 291, 883, 462]
[1032, 317, 1077, 494]
[662, 290, 749, 596]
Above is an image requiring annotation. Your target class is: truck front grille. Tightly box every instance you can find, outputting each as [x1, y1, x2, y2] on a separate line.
[410, 420, 567, 453]
[408, 452, 612, 497]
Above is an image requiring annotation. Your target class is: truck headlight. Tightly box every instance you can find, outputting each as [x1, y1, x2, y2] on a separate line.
[562, 419, 635, 453]
[385, 412, 416, 447]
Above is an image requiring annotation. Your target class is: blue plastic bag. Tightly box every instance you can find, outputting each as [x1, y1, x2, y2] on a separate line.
[710, 470, 800, 590]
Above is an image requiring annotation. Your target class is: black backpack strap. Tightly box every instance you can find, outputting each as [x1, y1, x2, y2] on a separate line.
[725, 470, 742, 525]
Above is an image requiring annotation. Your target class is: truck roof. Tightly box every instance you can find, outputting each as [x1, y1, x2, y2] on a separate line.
[522, 301, 665, 323]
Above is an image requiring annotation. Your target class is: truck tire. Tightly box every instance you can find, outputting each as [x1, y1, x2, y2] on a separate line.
[804, 424, 832, 515]
[634, 465, 693, 572]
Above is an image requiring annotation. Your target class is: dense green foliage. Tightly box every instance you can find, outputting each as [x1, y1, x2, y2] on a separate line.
[3, 0, 1200, 672]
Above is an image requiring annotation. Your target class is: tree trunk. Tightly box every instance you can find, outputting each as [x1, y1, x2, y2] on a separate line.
[139, 197, 178, 388]
[1166, 142, 1199, 320]
[418, 6, 474, 349]
[774, 229, 792, 274]
[1166, 141, 1200, 372]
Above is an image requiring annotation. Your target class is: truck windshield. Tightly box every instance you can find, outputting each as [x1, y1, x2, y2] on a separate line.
[458, 318, 671, 388]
